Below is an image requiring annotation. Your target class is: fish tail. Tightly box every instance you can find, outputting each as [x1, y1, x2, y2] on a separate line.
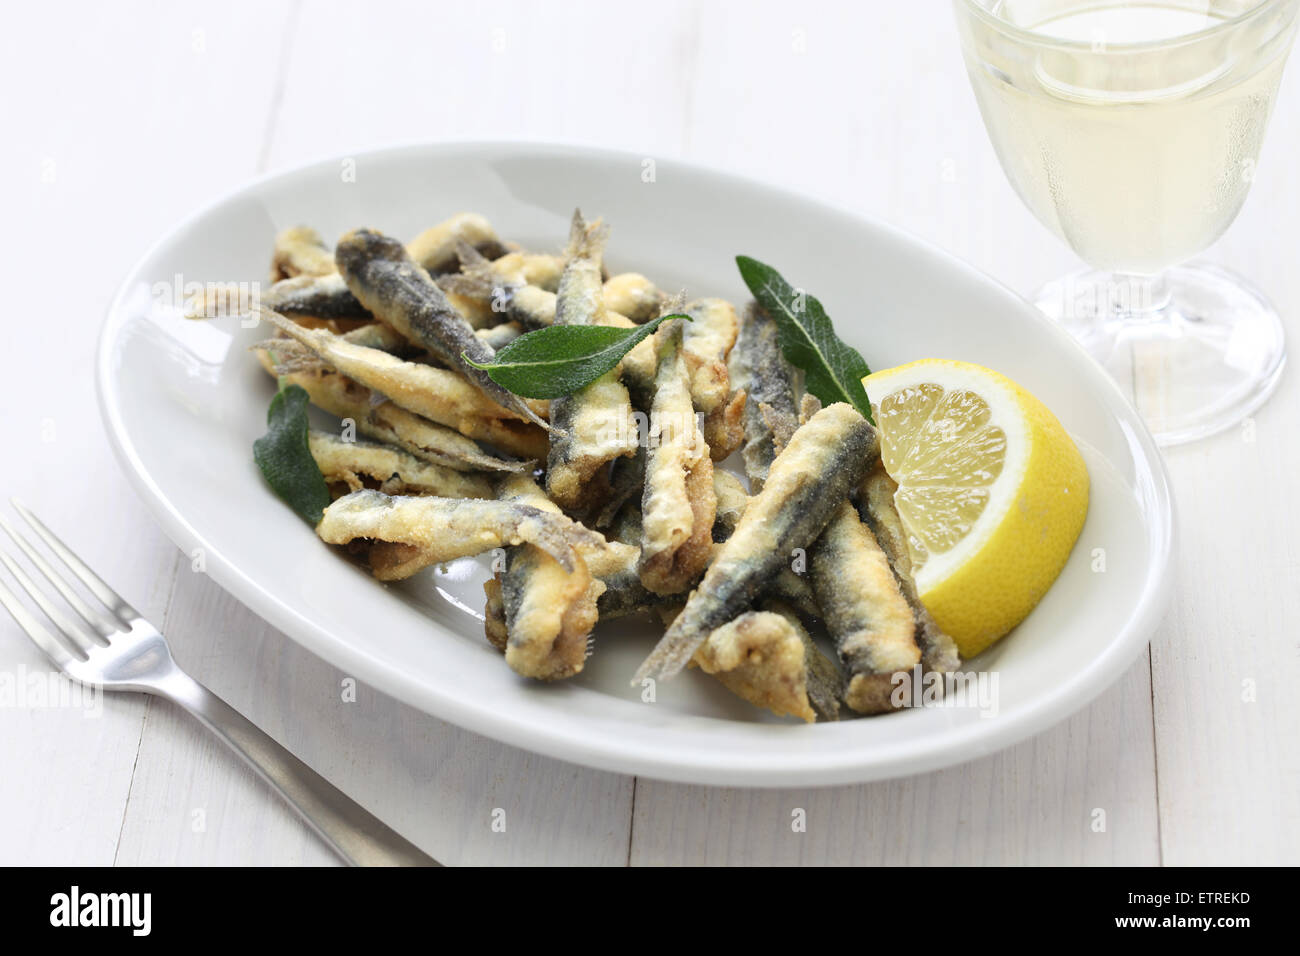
[257, 307, 306, 342]
[564, 209, 609, 262]
[630, 613, 700, 684]
[453, 237, 491, 272]
[436, 239, 502, 300]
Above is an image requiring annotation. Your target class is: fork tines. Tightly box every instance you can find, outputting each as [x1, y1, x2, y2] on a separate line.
[0, 500, 135, 665]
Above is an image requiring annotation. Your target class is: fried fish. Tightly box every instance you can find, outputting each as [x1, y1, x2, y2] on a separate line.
[254, 345, 539, 469]
[259, 310, 546, 460]
[335, 227, 548, 429]
[633, 402, 876, 682]
[271, 226, 337, 281]
[545, 211, 639, 510]
[486, 474, 602, 681]
[692, 604, 841, 723]
[317, 489, 603, 581]
[405, 212, 507, 275]
[811, 501, 920, 714]
[308, 430, 493, 499]
[859, 464, 961, 676]
[602, 272, 665, 323]
[730, 303, 800, 491]
[638, 320, 716, 595]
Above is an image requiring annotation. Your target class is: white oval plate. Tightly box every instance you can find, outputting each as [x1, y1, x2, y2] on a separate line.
[96, 142, 1175, 786]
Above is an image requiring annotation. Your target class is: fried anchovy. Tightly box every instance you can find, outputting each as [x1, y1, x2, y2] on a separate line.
[483, 579, 508, 652]
[183, 273, 368, 325]
[335, 227, 548, 429]
[605, 557, 675, 620]
[261, 274, 369, 323]
[271, 226, 336, 281]
[811, 500, 920, 715]
[702, 389, 746, 462]
[700, 472, 822, 622]
[446, 243, 645, 328]
[599, 311, 658, 400]
[605, 502, 643, 547]
[799, 392, 823, 426]
[569, 525, 659, 620]
[593, 445, 645, 529]
[638, 321, 716, 594]
[682, 298, 739, 414]
[707, 485, 824, 626]
[730, 303, 800, 491]
[445, 241, 661, 398]
[710, 469, 748, 542]
[680, 297, 744, 461]
[260, 311, 545, 460]
[633, 402, 875, 681]
[602, 273, 666, 323]
[405, 212, 506, 275]
[488, 474, 602, 681]
[442, 245, 659, 396]
[494, 474, 657, 627]
[475, 321, 523, 351]
[638, 461, 823, 625]
[373, 400, 543, 468]
[317, 489, 603, 580]
[859, 464, 961, 674]
[340, 322, 410, 354]
[787, 606, 846, 722]
[593, 560, 669, 619]
[591, 488, 816, 623]
[692, 603, 841, 723]
[487, 250, 566, 292]
[768, 568, 823, 626]
[582, 509, 823, 625]
[255, 347, 535, 471]
[435, 243, 565, 329]
[438, 246, 558, 330]
[308, 430, 493, 499]
[545, 211, 639, 510]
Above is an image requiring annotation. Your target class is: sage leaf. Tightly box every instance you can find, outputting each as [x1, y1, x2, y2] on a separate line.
[253, 383, 331, 526]
[463, 312, 688, 399]
[736, 255, 873, 422]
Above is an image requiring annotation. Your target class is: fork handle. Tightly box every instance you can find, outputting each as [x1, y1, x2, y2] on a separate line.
[156, 670, 439, 866]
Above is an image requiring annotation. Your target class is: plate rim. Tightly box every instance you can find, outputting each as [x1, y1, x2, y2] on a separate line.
[94, 139, 1177, 786]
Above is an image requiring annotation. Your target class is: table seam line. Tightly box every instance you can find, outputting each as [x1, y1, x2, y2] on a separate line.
[1147, 642, 1165, 866]
[256, 0, 303, 173]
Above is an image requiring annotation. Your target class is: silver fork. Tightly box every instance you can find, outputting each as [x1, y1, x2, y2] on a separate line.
[0, 500, 438, 867]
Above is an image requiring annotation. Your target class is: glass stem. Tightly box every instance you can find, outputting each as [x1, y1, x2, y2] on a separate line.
[1110, 271, 1171, 322]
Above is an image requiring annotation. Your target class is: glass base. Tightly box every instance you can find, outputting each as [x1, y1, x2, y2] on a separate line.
[1034, 262, 1285, 446]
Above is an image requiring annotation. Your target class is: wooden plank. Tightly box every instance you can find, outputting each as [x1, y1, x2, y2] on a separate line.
[628, 2, 1161, 866]
[631, 659, 1158, 864]
[1148, 428, 1300, 865]
[114, 568, 634, 865]
[9, 0, 1296, 867]
[1130, 38, 1300, 866]
[0, 0, 291, 865]
[194, 0, 708, 865]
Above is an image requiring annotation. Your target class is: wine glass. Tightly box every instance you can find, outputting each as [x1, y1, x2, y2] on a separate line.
[954, 0, 1300, 444]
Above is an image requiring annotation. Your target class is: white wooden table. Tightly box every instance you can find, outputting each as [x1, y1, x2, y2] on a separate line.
[2, 0, 1296, 866]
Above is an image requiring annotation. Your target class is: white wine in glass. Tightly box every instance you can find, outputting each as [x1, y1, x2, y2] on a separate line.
[954, 0, 1300, 444]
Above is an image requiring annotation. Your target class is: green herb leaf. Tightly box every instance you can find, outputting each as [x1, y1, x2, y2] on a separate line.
[463, 313, 689, 399]
[253, 383, 331, 526]
[736, 255, 873, 422]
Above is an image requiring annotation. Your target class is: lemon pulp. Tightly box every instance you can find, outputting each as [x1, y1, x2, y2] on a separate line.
[865, 361, 1089, 658]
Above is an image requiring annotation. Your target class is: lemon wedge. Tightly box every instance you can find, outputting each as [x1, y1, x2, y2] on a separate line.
[863, 360, 1088, 658]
